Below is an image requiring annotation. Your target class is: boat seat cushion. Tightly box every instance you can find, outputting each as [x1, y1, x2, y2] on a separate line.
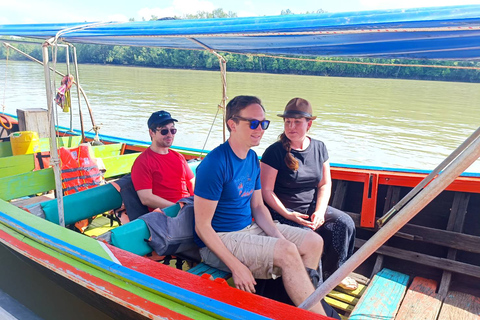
[41, 183, 122, 225]
[110, 203, 181, 256]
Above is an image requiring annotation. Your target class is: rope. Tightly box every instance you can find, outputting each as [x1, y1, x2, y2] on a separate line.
[200, 105, 221, 158]
[188, 38, 229, 151]
[221, 51, 480, 71]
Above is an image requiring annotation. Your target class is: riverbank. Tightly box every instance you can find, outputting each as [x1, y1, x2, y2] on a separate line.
[1, 42, 480, 83]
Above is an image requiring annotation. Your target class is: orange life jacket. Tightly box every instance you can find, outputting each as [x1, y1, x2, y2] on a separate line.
[58, 144, 104, 233]
[59, 144, 104, 195]
[34, 152, 51, 170]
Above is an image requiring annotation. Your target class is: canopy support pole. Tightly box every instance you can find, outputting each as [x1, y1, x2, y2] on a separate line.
[42, 39, 65, 227]
[188, 38, 228, 142]
[299, 126, 480, 311]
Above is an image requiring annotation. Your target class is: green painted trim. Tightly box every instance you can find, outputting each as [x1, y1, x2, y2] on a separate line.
[92, 143, 124, 158]
[0, 154, 35, 178]
[0, 216, 220, 319]
[0, 168, 55, 201]
[39, 136, 82, 151]
[0, 199, 111, 261]
[0, 141, 13, 157]
[102, 153, 139, 178]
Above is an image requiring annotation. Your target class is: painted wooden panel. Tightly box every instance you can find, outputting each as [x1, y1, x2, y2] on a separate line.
[38, 136, 82, 151]
[92, 143, 124, 158]
[396, 277, 441, 320]
[0, 168, 54, 201]
[0, 154, 34, 178]
[438, 291, 480, 320]
[0, 141, 12, 157]
[102, 153, 139, 178]
[349, 268, 409, 320]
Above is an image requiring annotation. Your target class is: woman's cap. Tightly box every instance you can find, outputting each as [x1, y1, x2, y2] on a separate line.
[277, 98, 317, 120]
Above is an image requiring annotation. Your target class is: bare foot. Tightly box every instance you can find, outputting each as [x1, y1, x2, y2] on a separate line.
[339, 276, 358, 290]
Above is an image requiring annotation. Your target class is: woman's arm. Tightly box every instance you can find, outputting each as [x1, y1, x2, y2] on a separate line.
[311, 161, 332, 230]
[260, 162, 313, 228]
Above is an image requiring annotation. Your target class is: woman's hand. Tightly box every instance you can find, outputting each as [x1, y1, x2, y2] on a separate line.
[288, 211, 315, 228]
[311, 210, 326, 230]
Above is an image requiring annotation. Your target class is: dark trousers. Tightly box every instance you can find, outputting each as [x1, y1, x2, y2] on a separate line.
[317, 206, 356, 279]
[271, 205, 356, 281]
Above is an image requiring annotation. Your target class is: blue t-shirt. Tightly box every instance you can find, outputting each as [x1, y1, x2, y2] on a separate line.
[194, 141, 261, 247]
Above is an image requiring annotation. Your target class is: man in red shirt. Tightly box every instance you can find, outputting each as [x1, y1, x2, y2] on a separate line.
[131, 110, 195, 212]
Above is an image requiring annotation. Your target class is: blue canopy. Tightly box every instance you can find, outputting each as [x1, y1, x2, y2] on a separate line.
[1, 5, 480, 60]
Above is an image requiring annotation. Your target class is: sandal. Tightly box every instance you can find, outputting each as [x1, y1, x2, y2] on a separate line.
[338, 276, 358, 290]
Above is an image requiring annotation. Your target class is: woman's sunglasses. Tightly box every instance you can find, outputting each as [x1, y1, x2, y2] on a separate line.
[233, 116, 270, 130]
[156, 128, 177, 135]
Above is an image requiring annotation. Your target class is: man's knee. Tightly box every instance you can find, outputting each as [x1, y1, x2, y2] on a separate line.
[274, 239, 301, 264]
[303, 231, 323, 253]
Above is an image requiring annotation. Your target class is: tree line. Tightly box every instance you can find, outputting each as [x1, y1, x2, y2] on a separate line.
[1, 8, 479, 83]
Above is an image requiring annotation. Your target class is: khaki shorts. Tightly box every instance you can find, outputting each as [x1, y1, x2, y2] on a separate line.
[199, 222, 311, 279]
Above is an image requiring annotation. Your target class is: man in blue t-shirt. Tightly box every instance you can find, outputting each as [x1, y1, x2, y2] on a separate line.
[194, 95, 327, 315]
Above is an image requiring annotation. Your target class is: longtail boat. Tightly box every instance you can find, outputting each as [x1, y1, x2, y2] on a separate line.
[1, 5, 480, 319]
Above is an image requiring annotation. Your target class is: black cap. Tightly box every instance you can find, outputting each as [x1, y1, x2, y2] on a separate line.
[147, 110, 178, 129]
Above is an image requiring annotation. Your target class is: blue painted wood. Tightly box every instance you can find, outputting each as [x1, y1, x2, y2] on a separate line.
[187, 262, 231, 280]
[349, 268, 410, 320]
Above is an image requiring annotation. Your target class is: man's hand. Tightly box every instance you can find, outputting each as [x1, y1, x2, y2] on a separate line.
[232, 263, 257, 293]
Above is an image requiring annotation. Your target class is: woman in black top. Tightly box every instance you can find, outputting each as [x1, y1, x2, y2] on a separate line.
[260, 97, 357, 290]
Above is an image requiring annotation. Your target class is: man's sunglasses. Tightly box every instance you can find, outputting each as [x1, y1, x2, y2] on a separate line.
[155, 128, 177, 135]
[233, 116, 270, 130]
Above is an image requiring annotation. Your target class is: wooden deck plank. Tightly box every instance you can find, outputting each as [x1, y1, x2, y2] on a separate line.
[438, 291, 480, 320]
[335, 283, 367, 298]
[187, 262, 231, 280]
[349, 268, 409, 320]
[327, 289, 359, 305]
[396, 277, 441, 320]
[325, 296, 355, 312]
[10, 193, 55, 208]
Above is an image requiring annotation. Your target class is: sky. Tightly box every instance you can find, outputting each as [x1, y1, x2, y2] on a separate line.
[1, 0, 479, 24]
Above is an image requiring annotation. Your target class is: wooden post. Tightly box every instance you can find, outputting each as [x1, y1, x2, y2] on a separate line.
[299, 127, 480, 311]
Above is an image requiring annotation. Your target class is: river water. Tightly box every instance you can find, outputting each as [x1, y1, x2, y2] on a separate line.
[1, 60, 480, 173]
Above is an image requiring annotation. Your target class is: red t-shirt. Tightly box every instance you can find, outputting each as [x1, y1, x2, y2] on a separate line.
[131, 147, 194, 211]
